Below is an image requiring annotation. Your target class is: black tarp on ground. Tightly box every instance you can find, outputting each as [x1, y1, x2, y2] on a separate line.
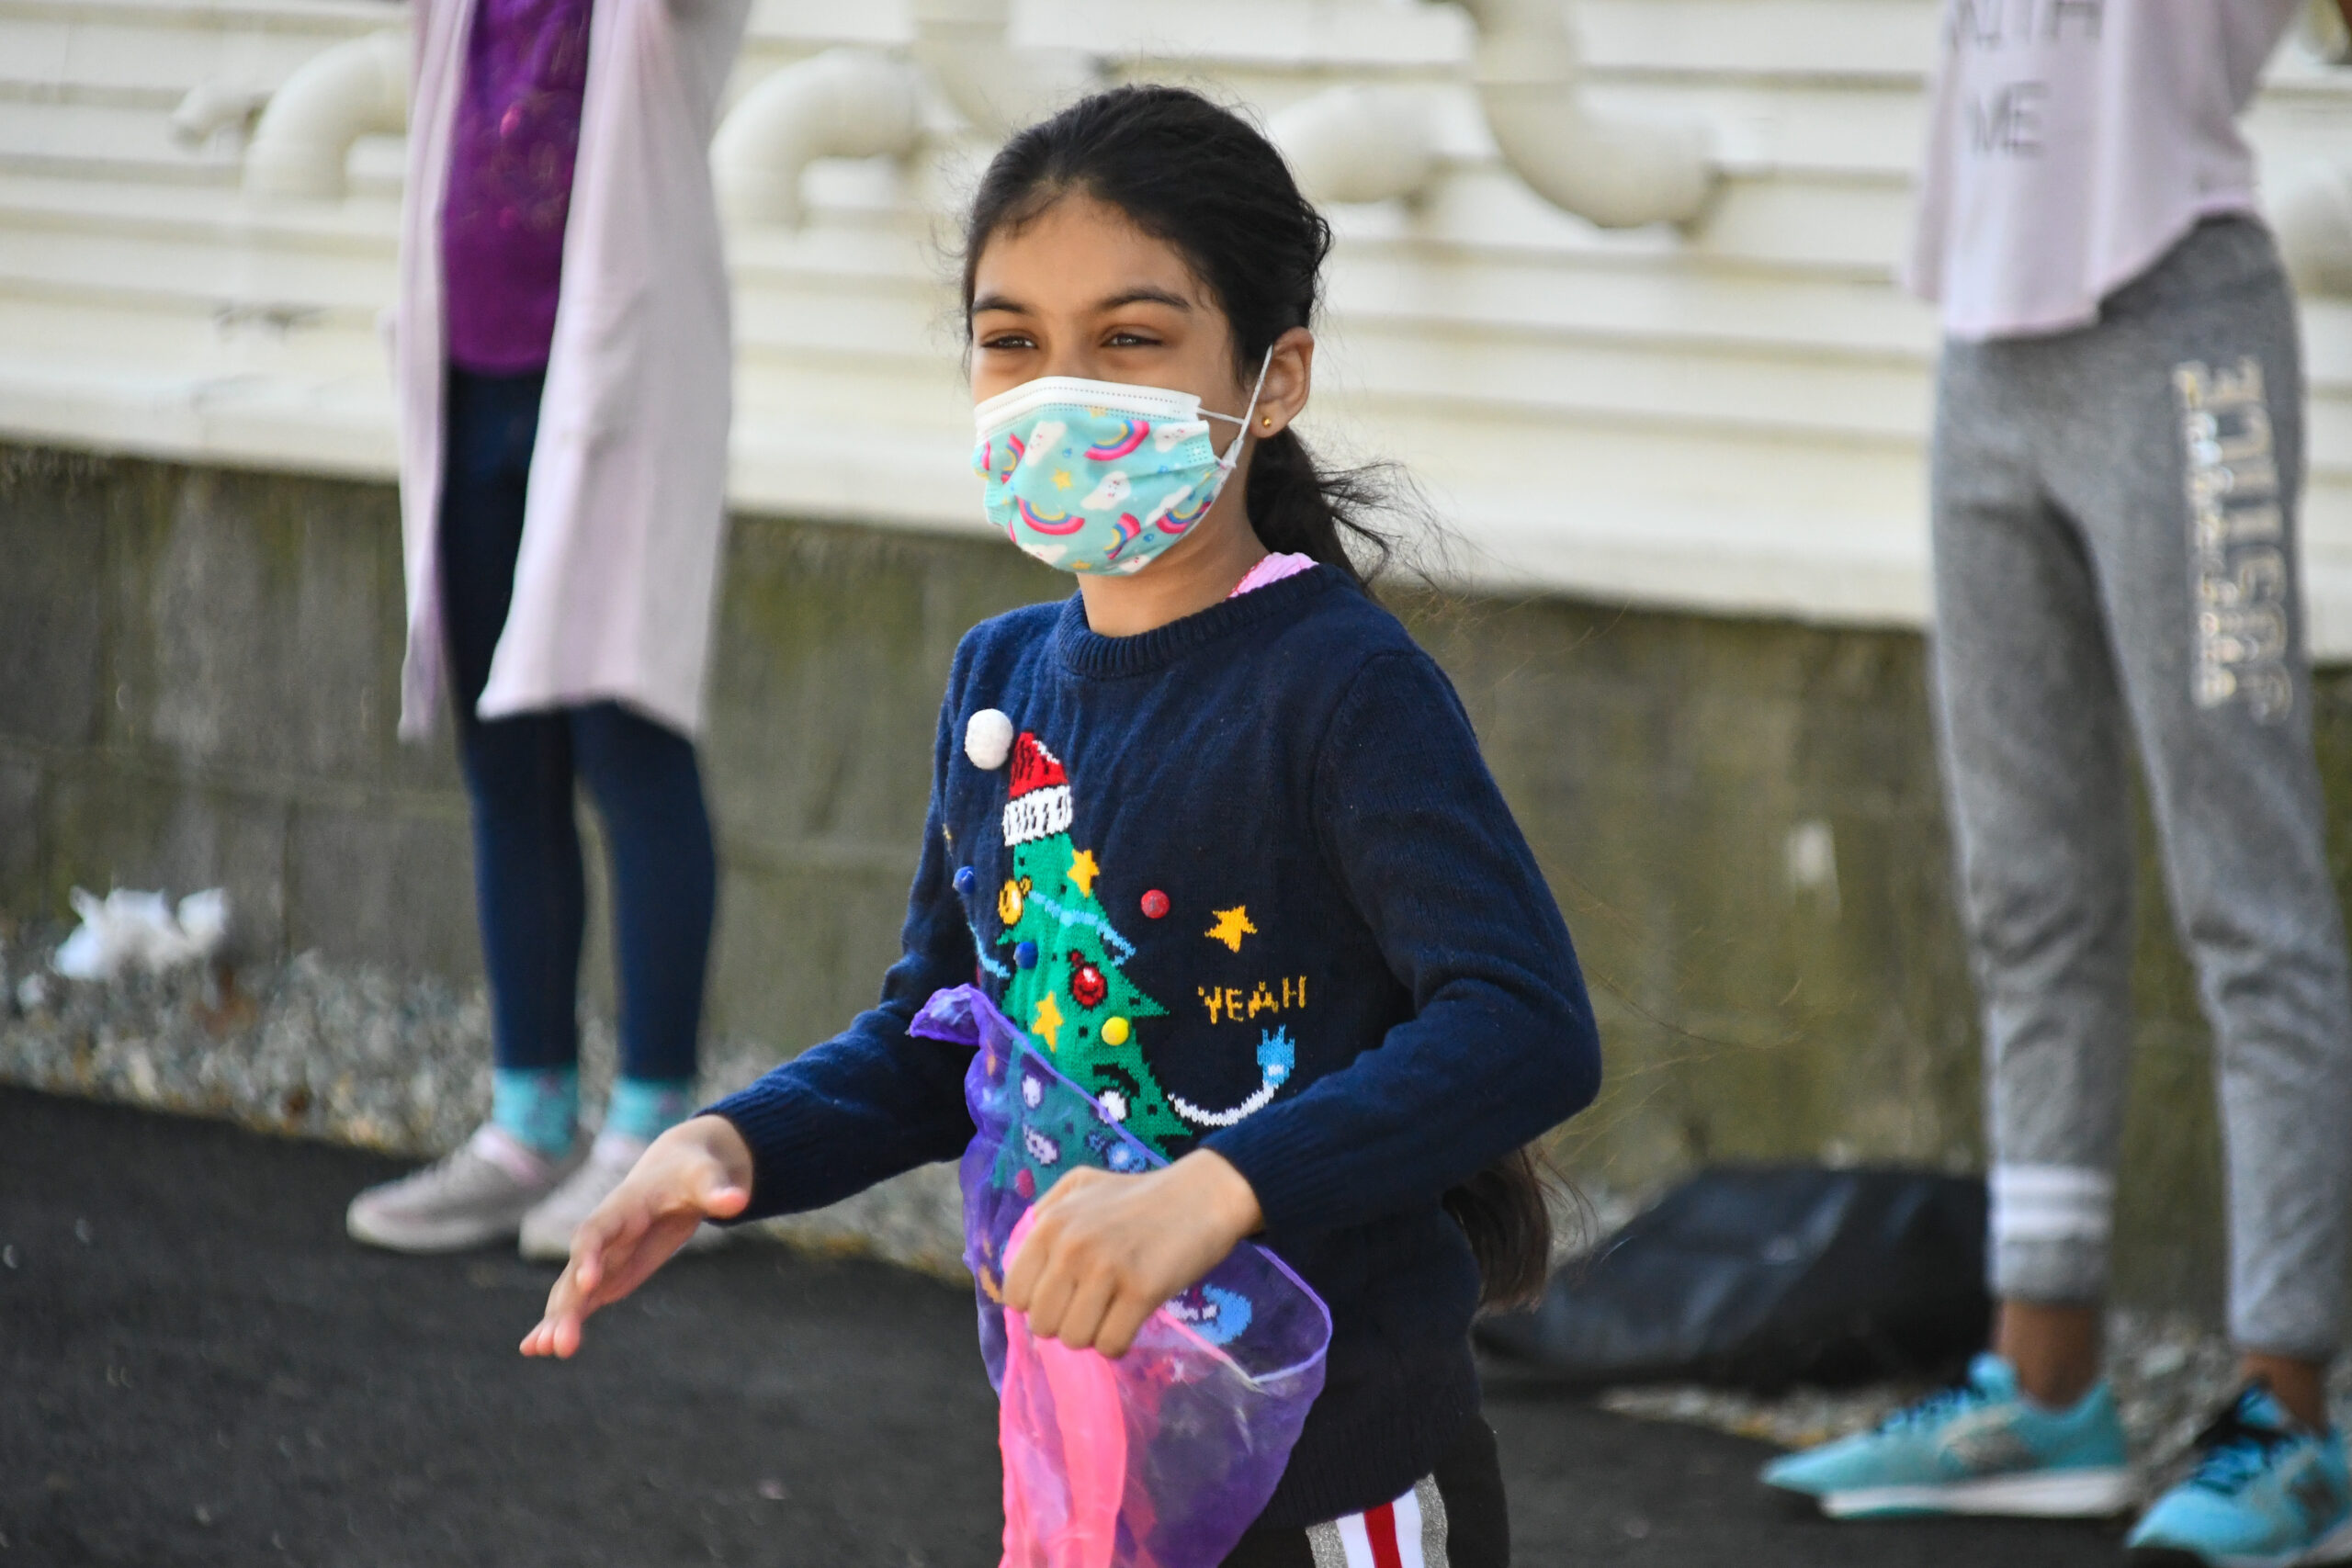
[1478, 1166, 1993, 1393]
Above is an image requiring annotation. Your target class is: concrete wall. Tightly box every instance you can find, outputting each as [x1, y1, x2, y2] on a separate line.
[0, 442, 2323, 1318]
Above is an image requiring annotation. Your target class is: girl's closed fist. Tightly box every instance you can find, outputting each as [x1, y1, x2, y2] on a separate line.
[1001, 1149, 1262, 1359]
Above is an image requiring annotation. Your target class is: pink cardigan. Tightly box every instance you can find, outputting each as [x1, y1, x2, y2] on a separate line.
[394, 0, 749, 740]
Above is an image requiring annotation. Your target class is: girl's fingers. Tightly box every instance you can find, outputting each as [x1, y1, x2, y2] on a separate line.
[1001, 1215, 1056, 1310]
[528, 1268, 584, 1356]
[1093, 1291, 1157, 1360]
[1023, 1246, 1083, 1339]
[537, 1268, 575, 1326]
[1049, 1267, 1120, 1353]
[526, 1224, 618, 1359]
[573, 1239, 604, 1295]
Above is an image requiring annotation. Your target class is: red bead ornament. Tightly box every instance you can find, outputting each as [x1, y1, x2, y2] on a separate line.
[1140, 889, 1170, 919]
[1070, 953, 1107, 1010]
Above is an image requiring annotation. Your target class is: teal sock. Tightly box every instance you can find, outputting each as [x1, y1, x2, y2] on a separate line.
[605, 1077, 696, 1144]
[492, 1067, 579, 1158]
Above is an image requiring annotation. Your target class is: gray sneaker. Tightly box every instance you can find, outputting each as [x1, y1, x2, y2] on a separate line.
[346, 1124, 582, 1254]
[518, 1129, 728, 1264]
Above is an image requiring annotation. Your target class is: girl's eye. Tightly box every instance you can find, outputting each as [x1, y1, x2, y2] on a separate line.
[978, 332, 1035, 351]
[1104, 331, 1157, 348]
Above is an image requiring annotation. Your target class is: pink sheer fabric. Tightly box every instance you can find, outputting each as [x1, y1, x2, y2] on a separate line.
[1001, 1210, 1132, 1568]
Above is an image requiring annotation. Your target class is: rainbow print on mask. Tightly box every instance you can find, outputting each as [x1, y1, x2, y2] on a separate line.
[1102, 516, 1146, 562]
[1156, 489, 1214, 535]
[1084, 419, 1151, 461]
[1014, 497, 1084, 536]
[969, 359, 1270, 576]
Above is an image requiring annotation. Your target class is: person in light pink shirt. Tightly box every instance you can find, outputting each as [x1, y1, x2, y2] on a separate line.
[1764, 8, 2352, 1562]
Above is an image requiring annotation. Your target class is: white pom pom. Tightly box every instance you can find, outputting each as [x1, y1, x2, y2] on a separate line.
[965, 708, 1014, 771]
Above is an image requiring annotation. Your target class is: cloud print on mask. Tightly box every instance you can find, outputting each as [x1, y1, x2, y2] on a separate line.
[1080, 470, 1132, 512]
[1021, 421, 1065, 465]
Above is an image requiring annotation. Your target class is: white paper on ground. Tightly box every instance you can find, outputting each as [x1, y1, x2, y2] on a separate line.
[51, 886, 232, 981]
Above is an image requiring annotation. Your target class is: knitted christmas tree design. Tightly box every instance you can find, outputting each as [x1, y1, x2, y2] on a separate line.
[996, 732, 1186, 1152]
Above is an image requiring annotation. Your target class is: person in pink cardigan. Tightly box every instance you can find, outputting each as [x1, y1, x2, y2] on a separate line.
[346, 0, 750, 1262]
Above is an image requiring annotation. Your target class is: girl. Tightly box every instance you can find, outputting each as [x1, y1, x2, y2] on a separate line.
[523, 85, 1600, 1566]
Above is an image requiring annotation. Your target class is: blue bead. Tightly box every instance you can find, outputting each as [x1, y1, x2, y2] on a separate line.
[1014, 942, 1039, 970]
[953, 865, 977, 895]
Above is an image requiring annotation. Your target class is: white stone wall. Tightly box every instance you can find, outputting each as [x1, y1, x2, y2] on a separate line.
[6, 0, 2352, 644]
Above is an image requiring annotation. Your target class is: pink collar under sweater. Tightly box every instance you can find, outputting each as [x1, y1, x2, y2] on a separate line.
[1228, 552, 1318, 598]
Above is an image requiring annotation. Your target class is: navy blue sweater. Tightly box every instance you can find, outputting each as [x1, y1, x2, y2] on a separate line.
[709, 565, 1600, 1527]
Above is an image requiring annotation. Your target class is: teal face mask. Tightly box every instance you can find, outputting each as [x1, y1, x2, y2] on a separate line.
[971, 355, 1271, 575]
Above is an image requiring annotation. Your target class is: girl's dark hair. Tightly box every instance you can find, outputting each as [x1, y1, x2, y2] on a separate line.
[962, 84, 1555, 1308]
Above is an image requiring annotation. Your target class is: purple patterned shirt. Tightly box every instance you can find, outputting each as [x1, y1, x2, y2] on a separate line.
[440, 0, 593, 374]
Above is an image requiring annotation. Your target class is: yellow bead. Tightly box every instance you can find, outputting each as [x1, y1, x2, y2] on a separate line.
[998, 880, 1023, 924]
[1102, 1016, 1130, 1046]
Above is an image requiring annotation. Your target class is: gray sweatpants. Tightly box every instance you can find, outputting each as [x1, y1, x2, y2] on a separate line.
[1931, 218, 2352, 1359]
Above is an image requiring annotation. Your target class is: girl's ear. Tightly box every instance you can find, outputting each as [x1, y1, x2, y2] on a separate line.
[1252, 327, 1316, 439]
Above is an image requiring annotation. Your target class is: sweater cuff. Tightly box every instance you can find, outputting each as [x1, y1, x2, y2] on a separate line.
[1204, 1110, 1358, 1237]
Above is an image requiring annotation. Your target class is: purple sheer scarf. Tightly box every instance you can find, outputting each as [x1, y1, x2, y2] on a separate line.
[910, 985, 1330, 1568]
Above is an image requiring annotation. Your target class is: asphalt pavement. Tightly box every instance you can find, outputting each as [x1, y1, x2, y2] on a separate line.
[0, 1086, 2127, 1566]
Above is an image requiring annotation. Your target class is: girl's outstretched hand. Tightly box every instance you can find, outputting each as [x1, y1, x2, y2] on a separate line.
[520, 1114, 753, 1359]
[1002, 1149, 1263, 1359]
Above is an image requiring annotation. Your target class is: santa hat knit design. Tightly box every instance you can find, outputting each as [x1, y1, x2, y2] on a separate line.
[1003, 732, 1074, 848]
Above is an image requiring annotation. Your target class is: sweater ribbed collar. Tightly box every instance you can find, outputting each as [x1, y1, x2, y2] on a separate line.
[1051, 564, 1343, 679]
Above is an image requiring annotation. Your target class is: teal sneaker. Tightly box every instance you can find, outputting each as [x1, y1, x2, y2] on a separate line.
[1759, 1352, 2134, 1518]
[2126, 1382, 2352, 1568]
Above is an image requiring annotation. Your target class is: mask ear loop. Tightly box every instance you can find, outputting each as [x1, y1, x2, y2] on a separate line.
[1203, 347, 1276, 474]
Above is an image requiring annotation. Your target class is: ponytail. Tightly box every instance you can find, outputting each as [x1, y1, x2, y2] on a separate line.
[1446, 1146, 1555, 1310]
[1242, 427, 1398, 591]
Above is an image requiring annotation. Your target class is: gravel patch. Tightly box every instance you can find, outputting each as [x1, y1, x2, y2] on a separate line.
[0, 922, 967, 1279]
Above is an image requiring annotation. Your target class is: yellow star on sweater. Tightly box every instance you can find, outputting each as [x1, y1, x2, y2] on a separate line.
[1032, 990, 1065, 1052]
[1205, 906, 1257, 953]
[1068, 848, 1100, 897]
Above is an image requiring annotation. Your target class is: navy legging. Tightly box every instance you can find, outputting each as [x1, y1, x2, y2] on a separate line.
[438, 367, 715, 1081]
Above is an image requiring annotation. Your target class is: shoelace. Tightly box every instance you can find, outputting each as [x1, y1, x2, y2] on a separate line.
[1877, 1377, 1996, 1434]
[2183, 1392, 2296, 1496]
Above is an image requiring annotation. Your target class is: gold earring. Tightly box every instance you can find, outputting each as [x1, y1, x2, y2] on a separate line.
[1261, 416, 1275, 429]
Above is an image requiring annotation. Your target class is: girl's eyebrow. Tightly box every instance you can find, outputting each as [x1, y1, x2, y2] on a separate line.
[1095, 287, 1192, 313]
[967, 287, 1193, 318]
